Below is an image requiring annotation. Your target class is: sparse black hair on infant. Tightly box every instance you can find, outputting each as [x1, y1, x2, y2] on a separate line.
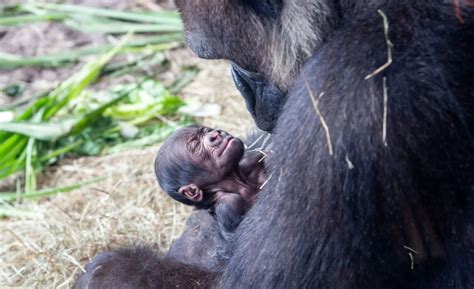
[155, 125, 212, 209]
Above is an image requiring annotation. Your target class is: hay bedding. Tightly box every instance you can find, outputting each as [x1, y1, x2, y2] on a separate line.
[0, 60, 252, 289]
[0, 1, 254, 287]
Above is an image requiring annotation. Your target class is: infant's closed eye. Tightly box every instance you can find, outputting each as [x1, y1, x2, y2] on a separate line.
[192, 140, 200, 152]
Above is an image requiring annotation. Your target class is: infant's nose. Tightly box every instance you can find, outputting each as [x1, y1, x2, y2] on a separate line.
[205, 130, 221, 145]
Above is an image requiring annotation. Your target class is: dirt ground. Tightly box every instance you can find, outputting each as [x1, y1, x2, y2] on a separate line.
[0, 1, 254, 288]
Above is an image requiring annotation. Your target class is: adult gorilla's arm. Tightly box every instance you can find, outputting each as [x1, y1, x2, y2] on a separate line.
[75, 211, 223, 289]
[74, 247, 219, 289]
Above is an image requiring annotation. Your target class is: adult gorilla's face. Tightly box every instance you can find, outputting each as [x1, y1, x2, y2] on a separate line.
[176, 1, 276, 75]
[177, 1, 284, 131]
[176, 0, 338, 86]
[176, 0, 339, 131]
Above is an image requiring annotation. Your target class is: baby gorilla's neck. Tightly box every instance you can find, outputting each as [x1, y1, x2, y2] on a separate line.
[210, 150, 266, 208]
[205, 150, 267, 249]
[211, 173, 259, 209]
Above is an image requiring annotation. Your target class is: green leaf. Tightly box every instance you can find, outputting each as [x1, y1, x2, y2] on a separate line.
[0, 150, 26, 179]
[0, 121, 73, 141]
[0, 136, 27, 165]
[0, 34, 181, 69]
[68, 90, 130, 135]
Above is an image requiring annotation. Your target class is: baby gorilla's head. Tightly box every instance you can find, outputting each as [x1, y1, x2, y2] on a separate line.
[155, 125, 245, 208]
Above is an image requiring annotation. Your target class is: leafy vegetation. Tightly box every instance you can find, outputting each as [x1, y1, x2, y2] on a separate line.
[1, 43, 192, 193]
[0, 2, 183, 69]
[0, 3, 197, 207]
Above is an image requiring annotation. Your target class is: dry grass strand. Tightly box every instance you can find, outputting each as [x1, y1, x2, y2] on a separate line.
[303, 75, 333, 156]
[365, 10, 393, 80]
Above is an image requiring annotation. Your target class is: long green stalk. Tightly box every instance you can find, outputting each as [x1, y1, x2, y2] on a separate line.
[0, 122, 73, 141]
[39, 140, 83, 162]
[104, 125, 182, 154]
[27, 2, 181, 24]
[44, 32, 134, 119]
[0, 12, 66, 26]
[64, 19, 182, 34]
[24, 138, 37, 194]
[0, 35, 181, 69]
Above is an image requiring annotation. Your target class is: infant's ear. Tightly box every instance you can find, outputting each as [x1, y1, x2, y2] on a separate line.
[178, 184, 204, 202]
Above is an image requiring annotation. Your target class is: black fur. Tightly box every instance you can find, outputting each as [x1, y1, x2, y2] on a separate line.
[166, 210, 228, 270]
[219, 2, 474, 288]
[214, 195, 246, 240]
[74, 246, 219, 289]
[246, 0, 283, 19]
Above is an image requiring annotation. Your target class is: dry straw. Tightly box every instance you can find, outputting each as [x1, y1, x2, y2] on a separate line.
[1, 60, 252, 288]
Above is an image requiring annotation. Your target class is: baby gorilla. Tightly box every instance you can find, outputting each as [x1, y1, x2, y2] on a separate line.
[155, 125, 265, 238]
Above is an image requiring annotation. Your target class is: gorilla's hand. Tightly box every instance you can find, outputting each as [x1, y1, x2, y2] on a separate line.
[231, 63, 285, 132]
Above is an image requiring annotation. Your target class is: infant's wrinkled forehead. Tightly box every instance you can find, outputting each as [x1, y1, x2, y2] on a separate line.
[155, 126, 206, 178]
[159, 126, 202, 158]
[166, 126, 200, 145]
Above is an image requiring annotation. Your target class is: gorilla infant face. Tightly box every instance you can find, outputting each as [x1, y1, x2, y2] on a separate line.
[174, 126, 245, 183]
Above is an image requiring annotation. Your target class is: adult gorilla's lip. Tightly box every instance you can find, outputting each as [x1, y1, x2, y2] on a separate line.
[230, 62, 264, 113]
[230, 62, 263, 81]
[230, 63, 264, 96]
[230, 62, 284, 132]
[231, 63, 263, 100]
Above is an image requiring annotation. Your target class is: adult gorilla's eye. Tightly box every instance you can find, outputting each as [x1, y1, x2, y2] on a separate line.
[246, 0, 283, 19]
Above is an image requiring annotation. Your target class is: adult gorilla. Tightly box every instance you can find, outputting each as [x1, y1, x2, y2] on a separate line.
[76, 1, 473, 288]
[177, 1, 473, 288]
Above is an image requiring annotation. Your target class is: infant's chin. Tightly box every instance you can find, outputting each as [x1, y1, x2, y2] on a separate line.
[226, 138, 245, 161]
[233, 138, 245, 154]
